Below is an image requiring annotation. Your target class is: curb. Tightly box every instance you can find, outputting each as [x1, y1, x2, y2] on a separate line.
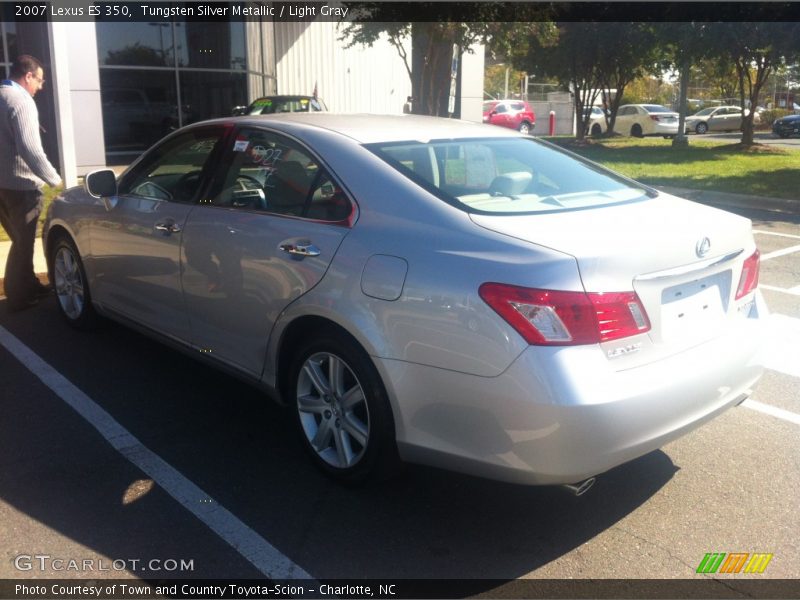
[656, 186, 800, 215]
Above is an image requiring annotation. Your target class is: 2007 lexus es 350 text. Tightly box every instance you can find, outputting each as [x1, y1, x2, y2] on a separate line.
[44, 114, 765, 493]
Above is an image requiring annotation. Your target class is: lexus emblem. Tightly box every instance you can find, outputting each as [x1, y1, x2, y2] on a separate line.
[696, 237, 711, 258]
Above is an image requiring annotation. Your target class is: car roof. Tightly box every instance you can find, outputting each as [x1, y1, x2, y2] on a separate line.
[195, 113, 521, 144]
[251, 95, 319, 101]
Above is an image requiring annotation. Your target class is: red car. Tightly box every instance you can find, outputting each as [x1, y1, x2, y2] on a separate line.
[483, 100, 536, 134]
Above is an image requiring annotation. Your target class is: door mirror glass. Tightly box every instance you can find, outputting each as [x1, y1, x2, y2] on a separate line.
[85, 169, 118, 198]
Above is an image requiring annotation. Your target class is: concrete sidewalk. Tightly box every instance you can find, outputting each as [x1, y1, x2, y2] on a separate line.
[0, 238, 48, 279]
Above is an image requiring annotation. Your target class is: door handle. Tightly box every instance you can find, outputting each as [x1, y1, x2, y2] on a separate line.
[155, 221, 181, 234]
[280, 242, 320, 257]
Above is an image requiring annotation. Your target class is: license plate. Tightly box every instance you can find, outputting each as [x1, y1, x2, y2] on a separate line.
[660, 273, 729, 342]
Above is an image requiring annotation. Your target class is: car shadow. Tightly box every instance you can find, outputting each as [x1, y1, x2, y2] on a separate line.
[0, 305, 678, 583]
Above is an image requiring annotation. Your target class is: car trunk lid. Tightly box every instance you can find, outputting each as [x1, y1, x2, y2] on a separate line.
[470, 193, 757, 366]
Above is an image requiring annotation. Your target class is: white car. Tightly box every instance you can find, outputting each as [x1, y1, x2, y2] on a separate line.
[615, 104, 680, 138]
[584, 106, 608, 137]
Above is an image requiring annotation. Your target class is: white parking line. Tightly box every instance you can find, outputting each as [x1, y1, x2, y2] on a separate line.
[760, 284, 800, 297]
[753, 230, 800, 240]
[741, 400, 800, 426]
[761, 244, 800, 261]
[0, 325, 314, 581]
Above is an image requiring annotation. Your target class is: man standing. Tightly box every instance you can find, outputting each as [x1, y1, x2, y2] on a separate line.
[0, 55, 62, 312]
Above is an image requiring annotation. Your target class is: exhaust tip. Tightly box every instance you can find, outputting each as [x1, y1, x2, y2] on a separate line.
[561, 477, 596, 496]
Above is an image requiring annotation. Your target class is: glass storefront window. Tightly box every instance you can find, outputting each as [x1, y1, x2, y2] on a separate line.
[179, 71, 247, 123]
[97, 22, 175, 67]
[100, 69, 179, 153]
[175, 21, 246, 70]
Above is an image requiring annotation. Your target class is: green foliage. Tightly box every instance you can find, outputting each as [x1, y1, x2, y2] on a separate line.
[547, 137, 800, 200]
[484, 64, 528, 100]
[760, 108, 792, 126]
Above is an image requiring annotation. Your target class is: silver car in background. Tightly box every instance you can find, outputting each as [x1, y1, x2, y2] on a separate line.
[44, 114, 765, 491]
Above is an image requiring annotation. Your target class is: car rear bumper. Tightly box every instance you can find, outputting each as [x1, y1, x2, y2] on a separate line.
[381, 293, 766, 485]
[647, 122, 679, 135]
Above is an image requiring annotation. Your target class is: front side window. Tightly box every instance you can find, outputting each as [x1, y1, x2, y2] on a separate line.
[207, 128, 352, 222]
[118, 128, 224, 202]
[367, 138, 651, 215]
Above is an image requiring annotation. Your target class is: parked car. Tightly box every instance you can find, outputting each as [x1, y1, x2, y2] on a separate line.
[483, 100, 536, 134]
[44, 114, 765, 491]
[232, 95, 327, 116]
[772, 113, 800, 138]
[583, 106, 608, 136]
[684, 106, 758, 134]
[615, 104, 679, 138]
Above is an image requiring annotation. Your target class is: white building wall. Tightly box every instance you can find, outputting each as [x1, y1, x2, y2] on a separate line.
[49, 22, 106, 186]
[459, 43, 484, 123]
[274, 22, 411, 114]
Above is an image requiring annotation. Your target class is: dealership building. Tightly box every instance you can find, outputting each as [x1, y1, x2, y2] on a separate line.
[1, 12, 483, 187]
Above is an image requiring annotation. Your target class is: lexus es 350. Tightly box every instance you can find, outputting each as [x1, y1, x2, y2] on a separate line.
[43, 114, 765, 492]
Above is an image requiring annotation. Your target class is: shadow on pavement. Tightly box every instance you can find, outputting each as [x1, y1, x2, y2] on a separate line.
[0, 300, 678, 582]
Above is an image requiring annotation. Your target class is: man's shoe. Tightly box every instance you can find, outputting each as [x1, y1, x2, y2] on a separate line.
[7, 297, 39, 313]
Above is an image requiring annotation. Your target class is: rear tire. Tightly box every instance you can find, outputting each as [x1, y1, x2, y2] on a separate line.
[50, 236, 100, 329]
[518, 121, 532, 135]
[289, 331, 398, 484]
[591, 123, 602, 137]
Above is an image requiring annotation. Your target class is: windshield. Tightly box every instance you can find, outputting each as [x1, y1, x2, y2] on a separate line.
[366, 138, 651, 215]
[693, 108, 716, 116]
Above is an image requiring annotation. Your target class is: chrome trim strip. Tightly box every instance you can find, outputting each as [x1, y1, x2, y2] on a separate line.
[635, 249, 744, 282]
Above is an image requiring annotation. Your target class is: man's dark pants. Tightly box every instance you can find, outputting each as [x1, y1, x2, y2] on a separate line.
[0, 188, 43, 305]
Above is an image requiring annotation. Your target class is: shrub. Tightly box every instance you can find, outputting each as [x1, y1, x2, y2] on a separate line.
[759, 108, 792, 127]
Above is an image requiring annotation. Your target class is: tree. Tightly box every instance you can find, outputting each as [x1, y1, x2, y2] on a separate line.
[518, 22, 662, 140]
[340, 4, 554, 116]
[595, 23, 661, 135]
[516, 22, 604, 141]
[709, 22, 800, 145]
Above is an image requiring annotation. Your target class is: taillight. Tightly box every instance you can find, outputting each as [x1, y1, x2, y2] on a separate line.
[479, 283, 650, 346]
[650, 115, 662, 122]
[735, 249, 760, 299]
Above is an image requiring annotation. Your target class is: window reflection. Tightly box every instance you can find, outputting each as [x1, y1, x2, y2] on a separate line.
[180, 71, 246, 123]
[175, 21, 246, 70]
[97, 22, 174, 67]
[100, 70, 179, 153]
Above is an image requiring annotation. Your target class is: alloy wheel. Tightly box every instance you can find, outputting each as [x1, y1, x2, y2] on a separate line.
[296, 352, 371, 469]
[53, 245, 86, 321]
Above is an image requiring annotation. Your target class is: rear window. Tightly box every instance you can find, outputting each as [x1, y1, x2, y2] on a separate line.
[643, 105, 672, 113]
[366, 138, 651, 214]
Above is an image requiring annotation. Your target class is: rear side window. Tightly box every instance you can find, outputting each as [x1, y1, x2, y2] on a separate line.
[206, 128, 352, 223]
[367, 138, 650, 215]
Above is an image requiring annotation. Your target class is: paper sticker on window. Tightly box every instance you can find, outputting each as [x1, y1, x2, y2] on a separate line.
[234, 140, 249, 152]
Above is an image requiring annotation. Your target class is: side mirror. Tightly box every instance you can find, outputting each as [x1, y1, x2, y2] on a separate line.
[85, 169, 118, 198]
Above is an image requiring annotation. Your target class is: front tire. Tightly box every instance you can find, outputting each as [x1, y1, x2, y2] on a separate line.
[50, 236, 100, 329]
[695, 122, 708, 134]
[631, 124, 644, 138]
[591, 123, 602, 137]
[290, 332, 398, 483]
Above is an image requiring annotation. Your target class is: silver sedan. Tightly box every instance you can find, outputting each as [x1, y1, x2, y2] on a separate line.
[43, 114, 765, 492]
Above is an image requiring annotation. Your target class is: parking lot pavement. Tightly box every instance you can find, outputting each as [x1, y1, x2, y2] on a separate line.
[0, 197, 798, 593]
